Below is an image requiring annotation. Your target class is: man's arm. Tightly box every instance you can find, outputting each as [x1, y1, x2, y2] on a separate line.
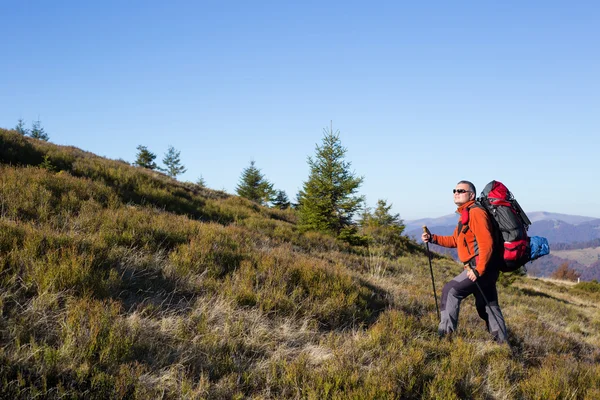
[431, 226, 458, 249]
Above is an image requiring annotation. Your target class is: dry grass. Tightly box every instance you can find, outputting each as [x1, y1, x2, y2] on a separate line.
[1, 128, 600, 399]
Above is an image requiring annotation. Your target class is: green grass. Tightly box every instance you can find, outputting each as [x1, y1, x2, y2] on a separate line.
[1, 128, 600, 399]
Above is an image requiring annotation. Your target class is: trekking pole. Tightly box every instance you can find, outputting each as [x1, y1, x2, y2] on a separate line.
[468, 266, 509, 344]
[423, 226, 440, 320]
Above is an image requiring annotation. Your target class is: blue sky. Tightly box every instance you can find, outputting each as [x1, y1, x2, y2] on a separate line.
[2, 1, 599, 220]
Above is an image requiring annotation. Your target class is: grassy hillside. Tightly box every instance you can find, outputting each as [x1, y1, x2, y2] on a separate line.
[1, 128, 600, 399]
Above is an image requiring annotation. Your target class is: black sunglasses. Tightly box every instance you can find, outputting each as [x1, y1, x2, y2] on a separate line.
[453, 189, 472, 194]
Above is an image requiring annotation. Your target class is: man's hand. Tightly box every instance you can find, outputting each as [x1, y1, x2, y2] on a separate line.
[466, 268, 478, 282]
[421, 231, 431, 242]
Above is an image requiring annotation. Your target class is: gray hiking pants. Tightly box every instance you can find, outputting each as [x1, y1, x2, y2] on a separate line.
[439, 268, 507, 342]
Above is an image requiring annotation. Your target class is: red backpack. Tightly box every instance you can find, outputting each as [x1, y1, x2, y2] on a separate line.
[461, 181, 532, 272]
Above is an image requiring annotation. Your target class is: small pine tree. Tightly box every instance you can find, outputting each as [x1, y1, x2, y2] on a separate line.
[30, 119, 49, 141]
[39, 155, 56, 172]
[235, 160, 274, 205]
[297, 124, 364, 236]
[15, 118, 28, 135]
[163, 146, 187, 179]
[360, 199, 405, 235]
[272, 189, 291, 209]
[134, 145, 159, 170]
[196, 175, 206, 188]
[360, 199, 406, 256]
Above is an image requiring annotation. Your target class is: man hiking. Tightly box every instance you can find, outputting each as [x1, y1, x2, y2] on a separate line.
[422, 180, 508, 343]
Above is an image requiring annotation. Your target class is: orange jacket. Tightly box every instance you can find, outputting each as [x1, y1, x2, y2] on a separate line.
[432, 200, 495, 276]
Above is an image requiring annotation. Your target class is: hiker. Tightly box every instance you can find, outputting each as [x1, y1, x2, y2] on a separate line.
[422, 180, 508, 343]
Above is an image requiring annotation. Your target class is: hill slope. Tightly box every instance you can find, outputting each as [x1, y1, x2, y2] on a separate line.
[1, 128, 600, 399]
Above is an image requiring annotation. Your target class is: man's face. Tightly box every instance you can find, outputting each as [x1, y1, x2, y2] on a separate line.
[453, 183, 475, 206]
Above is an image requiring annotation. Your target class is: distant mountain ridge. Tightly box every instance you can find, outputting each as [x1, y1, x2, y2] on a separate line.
[527, 211, 598, 225]
[404, 214, 461, 233]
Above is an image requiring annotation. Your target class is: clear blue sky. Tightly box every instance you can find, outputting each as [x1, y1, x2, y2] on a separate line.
[2, 1, 599, 220]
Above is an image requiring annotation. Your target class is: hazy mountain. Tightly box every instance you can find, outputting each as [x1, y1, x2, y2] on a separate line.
[404, 214, 461, 233]
[527, 218, 600, 244]
[527, 211, 598, 225]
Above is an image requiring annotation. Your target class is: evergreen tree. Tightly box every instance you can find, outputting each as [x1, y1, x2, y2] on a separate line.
[297, 125, 364, 236]
[272, 189, 291, 209]
[196, 175, 207, 188]
[291, 192, 302, 210]
[40, 155, 56, 172]
[359, 199, 406, 256]
[235, 160, 274, 205]
[30, 119, 49, 141]
[163, 146, 187, 178]
[15, 118, 28, 135]
[134, 145, 159, 170]
[361, 199, 405, 232]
